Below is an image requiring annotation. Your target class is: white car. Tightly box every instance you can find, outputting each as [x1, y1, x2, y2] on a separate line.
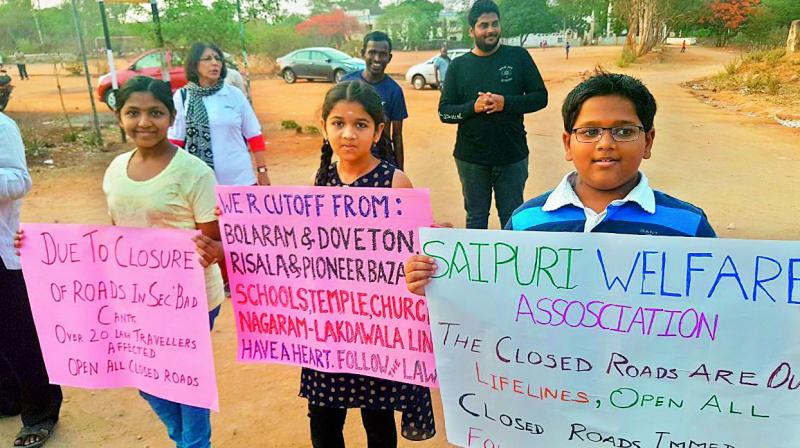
[405, 49, 469, 90]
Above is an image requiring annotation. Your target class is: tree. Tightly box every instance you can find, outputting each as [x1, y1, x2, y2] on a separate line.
[377, 0, 443, 49]
[552, 0, 610, 39]
[699, 0, 761, 46]
[497, 0, 558, 46]
[737, 0, 799, 44]
[0, 0, 133, 55]
[239, 0, 283, 22]
[246, 16, 311, 58]
[296, 9, 361, 47]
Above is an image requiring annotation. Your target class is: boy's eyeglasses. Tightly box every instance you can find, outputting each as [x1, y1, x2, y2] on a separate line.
[199, 55, 223, 63]
[571, 125, 645, 143]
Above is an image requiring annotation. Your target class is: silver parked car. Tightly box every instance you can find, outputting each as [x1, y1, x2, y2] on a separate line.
[404, 49, 469, 90]
[277, 47, 366, 84]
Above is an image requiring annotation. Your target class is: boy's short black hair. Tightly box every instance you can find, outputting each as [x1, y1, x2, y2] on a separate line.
[562, 70, 657, 132]
[362, 31, 392, 53]
[468, 0, 501, 27]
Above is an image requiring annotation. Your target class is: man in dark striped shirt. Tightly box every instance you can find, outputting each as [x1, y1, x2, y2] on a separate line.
[406, 71, 715, 295]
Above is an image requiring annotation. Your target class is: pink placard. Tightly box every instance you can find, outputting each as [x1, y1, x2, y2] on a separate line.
[19, 224, 219, 411]
[217, 186, 438, 387]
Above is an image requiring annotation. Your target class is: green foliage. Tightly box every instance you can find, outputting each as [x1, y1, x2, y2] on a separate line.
[0, 0, 281, 56]
[738, 0, 800, 45]
[710, 47, 786, 95]
[0, 0, 132, 54]
[672, 0, 798, 47]
[303, 125, 321, 135]
[496, 0, 558, 44]
[551, 0, 609, 35]
[616, 46, 637, 67]
[246, 19, 311, 59]
[743, 73, 782, 94]
[741, 46, 785, 63]
[20, 125, 52, 159]
[151, 0, 238, 50]
[724, 58, 740, 75]
[281, 120, 300, 130]
[377, 0, 443, 49]
[239, 0, 283, 22]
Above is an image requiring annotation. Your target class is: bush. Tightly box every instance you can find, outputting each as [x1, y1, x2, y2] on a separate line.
[709, 71, 738, 91]
[20, 126, 53, 159]
[64, 60, 83, 76]
[723, 58, 740, 75]
[743, 73, 782, 95]
[764, 48, 785, 65]
[763, 75, 782, 95]
[246, 21, 312, 59]
[281, 120, 300, 130]
[616, 47, 637, 68]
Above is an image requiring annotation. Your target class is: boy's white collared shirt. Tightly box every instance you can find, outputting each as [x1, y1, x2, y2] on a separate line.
[542, 171, 656, 232]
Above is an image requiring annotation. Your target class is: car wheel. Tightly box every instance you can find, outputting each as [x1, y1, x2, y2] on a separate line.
[283, 69, 297, 84]
[334, 69, 346, 83]
[412, 75, 426, 90]
[104, 89, 117, 111]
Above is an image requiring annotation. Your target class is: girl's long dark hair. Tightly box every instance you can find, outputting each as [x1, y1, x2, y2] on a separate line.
[315, 80, 386, 186]
[116, 75, 175, 115]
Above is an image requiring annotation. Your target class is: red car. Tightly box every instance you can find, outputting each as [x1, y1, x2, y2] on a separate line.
[96, 49, 187, 110]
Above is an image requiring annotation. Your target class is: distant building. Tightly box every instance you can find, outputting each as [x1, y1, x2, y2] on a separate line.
[345, 8, 464, 43]
[345, 9, 380, 37]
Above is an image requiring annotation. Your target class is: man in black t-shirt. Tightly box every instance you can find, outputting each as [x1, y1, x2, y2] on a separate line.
[439, 0, 548, 229]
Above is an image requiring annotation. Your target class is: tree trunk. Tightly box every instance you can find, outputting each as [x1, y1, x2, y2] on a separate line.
[624, 0, 639, 49]
[787, 20, 800, 53]
[635, 0, 655, 56]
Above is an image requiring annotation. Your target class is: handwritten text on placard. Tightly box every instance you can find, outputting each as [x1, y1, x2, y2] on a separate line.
[19, 224, 218, 410]
[217, 186, 437, 387]
[421, 228, 800, 448]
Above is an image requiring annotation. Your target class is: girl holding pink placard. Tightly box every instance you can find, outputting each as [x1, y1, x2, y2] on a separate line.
[299, 80, 436, 447]
[103, 76, 224, 448]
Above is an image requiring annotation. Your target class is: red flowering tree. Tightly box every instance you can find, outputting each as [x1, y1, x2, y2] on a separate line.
[700, 0, 762, 46]
[296, 9, 361, 47]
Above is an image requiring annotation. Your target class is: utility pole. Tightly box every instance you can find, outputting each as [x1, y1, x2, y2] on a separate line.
[70, 0, 104, 147]
[98, 0, 126, 142]
[150, 0, 170, 85]
[31, 0, 45, 46]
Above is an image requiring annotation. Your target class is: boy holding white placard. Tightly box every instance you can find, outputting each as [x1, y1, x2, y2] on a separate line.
[406, 70, 716, 294]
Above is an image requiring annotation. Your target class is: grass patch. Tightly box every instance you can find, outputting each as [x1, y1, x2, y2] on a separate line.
[616, 47, 637, 68]
[723, 58, 740, 75]
[706, 47, 790, 96]
[20, 126, 53, 160]
[281, 120, 300, 130]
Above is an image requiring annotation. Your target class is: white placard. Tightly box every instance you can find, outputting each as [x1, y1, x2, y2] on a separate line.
[421, 228, 800, 448]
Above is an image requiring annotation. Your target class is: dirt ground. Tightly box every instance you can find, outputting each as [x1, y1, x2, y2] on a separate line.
[1, 45, 798, 447]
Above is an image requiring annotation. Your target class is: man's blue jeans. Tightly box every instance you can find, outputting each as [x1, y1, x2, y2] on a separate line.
[139, 305, 221, 448]
[455, 157, 529, 229]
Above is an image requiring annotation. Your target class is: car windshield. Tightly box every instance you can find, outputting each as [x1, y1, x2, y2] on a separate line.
[323, 49, 353, 61]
